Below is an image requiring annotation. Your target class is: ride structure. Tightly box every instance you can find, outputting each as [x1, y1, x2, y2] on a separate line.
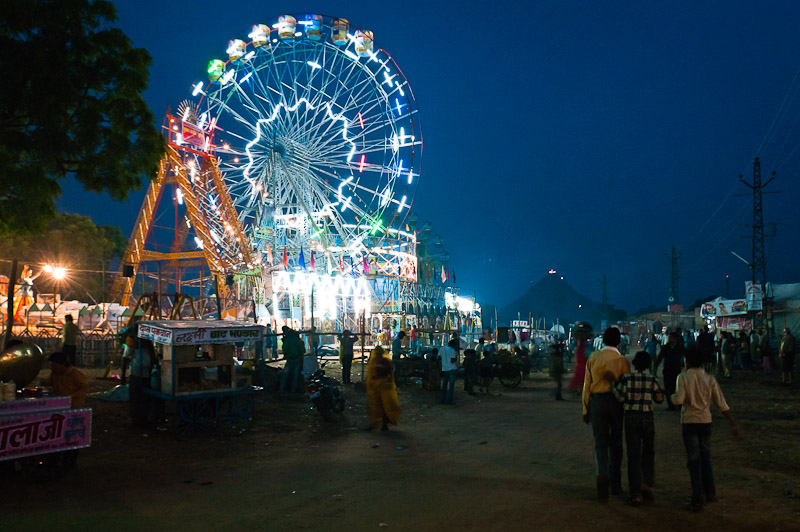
[111, 13, 423, 328]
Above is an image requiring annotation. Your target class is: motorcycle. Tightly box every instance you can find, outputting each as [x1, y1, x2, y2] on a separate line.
[306, 365, 345, 421]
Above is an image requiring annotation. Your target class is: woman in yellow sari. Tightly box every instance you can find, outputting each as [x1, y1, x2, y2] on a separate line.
[365, 346, 401, 431]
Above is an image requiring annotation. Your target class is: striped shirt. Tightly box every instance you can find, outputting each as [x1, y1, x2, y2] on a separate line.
[613, 371, 665, 412]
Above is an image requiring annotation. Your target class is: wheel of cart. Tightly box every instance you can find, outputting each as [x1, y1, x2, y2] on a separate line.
[498, 362, 522, 388]
[217, 392, 255, 434]
[177, 397, 216, 437]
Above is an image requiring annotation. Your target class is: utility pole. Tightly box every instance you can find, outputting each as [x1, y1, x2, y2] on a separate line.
[739, 157, 774, 287]
[602, 274, 608, 306]
[668, 246, 680, 305]
[739, 157, 776, 333]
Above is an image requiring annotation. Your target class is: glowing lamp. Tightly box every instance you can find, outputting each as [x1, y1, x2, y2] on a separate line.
[52, 267, 66, 280]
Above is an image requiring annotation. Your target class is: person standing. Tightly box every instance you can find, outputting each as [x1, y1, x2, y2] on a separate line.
[549, 341, 566, 400]
[655, 332, 685, 411]
[462, 348, 478, 395]
[645, 334, 658, 371]
[568, 336, 590, 395]
[339, 329, 357, 385]
[61, 314, 79, 366]
[779, 328, 796, 385]
[365, 346, 401, 431]
[42, 351, 89, 408]
[582, 327, 631, 501]
[613, 352, 665, 506]
[759, 330, 774, 374]
[672, 346, 743, 512]
[696, 327, 716, 373]
[738, 331, 751, 370]
[279, 326, 304, 393]
[392, 330, 406, 364]
[439, 338, 458, 405]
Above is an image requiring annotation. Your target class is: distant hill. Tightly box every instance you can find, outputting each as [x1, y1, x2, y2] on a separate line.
[497, 274, 624, 330]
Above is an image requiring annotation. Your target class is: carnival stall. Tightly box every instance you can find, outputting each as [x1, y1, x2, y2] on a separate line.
[138, 320, 264, 436]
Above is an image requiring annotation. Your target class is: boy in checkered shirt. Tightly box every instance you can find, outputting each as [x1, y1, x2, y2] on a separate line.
[613, 351, 665, 506]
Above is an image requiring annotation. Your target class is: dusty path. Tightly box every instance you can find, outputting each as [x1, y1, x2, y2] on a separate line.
[3, 369, 799, 531]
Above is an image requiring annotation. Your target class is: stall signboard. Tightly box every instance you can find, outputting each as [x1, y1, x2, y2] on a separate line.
[0, 408, 92, 461]
[700, 298, 748, 318]
[139, 321, 264, 346]
[746, 281, 763, 311]
[716, 317, 752, 331]
[138, 324, 174, 345]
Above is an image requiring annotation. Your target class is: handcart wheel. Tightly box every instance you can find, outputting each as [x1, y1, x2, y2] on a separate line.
[177, 398, 215, 437]
[499, 366, 522, 388]
[217, 395, 254, 434]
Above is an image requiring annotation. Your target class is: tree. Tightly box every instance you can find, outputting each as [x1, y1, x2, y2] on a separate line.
[0, 213, 128, 302]
[0, 0, 165, 235]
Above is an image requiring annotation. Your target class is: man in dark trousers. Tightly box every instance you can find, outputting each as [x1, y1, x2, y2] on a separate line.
[582, 327, 631, 501]
[655, 331, 684, 411]
[696, 326, 716, 373]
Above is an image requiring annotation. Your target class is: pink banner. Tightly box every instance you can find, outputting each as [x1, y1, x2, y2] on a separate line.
[0, 408, 91, 461]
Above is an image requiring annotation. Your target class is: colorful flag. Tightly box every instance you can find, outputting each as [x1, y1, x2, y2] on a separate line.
[266, 244, 273, 265]
[339, 256, 344, 273]
[282, 246, 287, 268]
[310, 251, 315, 270]
[362, 255, 369, 274]
[441, 265, 446, 283]
[299, 247, 306, 269]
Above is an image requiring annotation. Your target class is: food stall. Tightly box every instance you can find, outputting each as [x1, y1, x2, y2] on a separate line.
[138, 320, 264, 436]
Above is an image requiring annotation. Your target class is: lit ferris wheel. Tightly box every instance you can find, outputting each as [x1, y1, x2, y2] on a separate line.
[179, 14, 421, 284]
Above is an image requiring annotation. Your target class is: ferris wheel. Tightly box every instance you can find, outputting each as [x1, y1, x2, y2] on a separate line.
[177, 14, 422, 283]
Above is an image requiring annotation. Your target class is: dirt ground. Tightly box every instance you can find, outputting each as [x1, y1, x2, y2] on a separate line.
[2, 358, 800, 532]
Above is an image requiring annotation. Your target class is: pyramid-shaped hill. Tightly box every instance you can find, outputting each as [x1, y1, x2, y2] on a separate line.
[498, 274, 617, 330]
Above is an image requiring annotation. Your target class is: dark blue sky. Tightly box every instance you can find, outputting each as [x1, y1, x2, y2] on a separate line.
[58, 1, 800, 313]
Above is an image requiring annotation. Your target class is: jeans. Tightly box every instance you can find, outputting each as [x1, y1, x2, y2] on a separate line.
[280, 359, 302, 393]
[440, 370, 456, 404]
[341, 356, 353, 384]
[625, 411, 655, 497]
[590, 393, 624, 489]
[682, 423, 714, 506]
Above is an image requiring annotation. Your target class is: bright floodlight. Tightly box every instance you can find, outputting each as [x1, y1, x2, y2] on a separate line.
[52, 267, 67, 280]
[43, 264, 54, 273]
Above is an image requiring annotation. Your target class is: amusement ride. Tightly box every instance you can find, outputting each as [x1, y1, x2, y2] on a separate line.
[110, 13, 427, 332]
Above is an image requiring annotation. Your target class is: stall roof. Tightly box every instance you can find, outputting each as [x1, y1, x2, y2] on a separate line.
[138, 320, 264, 345]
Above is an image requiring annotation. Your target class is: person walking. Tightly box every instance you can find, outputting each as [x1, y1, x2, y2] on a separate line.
[759, 330, 774, 374]
[613, 351, 665, 506]
[779, 328, 796, 385]
[696, 327, 716, 373]
[279, 326, 305, 393]
[339, 329, 357, 385]
[582, 327, 631, 501]
[655, 332, 684, 411]
[439, 338, 458, 405]
[61, 314, 79, 366]
[365, 346, 401, 431]
[672, 346, 743, 512]
[478, 350, 493, 394]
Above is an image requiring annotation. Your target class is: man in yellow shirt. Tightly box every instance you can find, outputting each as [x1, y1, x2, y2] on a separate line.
[582, 327, 631, 501]
[42, 351, 89, 408]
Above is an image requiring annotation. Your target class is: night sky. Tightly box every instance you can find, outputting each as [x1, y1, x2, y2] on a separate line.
[57, 1, 800, 314]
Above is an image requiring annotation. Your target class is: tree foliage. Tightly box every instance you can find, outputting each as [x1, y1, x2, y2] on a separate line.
[0, 213, 128, 302]
[0, 0, 165, 235]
